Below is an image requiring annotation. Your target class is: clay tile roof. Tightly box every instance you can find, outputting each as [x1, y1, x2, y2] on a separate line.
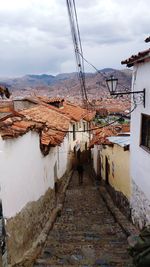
[41, 129, 66, 146]
[21, 105, 70, 131]
[89, 126, 117, 148]
[0, 118, 42, 139]
[121, 48, 150, 67]
[89, 124, 130, 148]
[37, 96, 64, 103]
[56, 102, 90, 122]
[0, 105, 70, 155]
[83, 110, 96, 122]
[15, 96, 95, 122]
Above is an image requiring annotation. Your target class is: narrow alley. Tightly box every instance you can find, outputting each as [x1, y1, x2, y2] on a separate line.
[33, 165, 133, 267]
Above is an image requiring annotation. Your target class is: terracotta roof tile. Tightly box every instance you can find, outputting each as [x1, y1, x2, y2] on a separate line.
[89, 124, 130, 148]
[83, 110, 96, 122]
[0, 105, 70, 155]
[37, 96, 64, 103]
[54, 102, 89, 121]
[14, 96, 95, 122]
[21, 105, 70, 131]
[33, 98, 95, 122]
[121, 48, 150, 67]
[0, 98, 95, 155]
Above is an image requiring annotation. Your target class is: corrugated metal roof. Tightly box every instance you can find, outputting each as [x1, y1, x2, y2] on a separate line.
[107, 136, 130, 147]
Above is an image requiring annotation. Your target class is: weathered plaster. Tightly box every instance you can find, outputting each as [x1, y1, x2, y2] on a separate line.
[92, 144, 131, 200]
[6, 187, 55, 265]
[0, 131, 69, 219]
[6, 171, 70, 265]
[131, 180, 150, 229]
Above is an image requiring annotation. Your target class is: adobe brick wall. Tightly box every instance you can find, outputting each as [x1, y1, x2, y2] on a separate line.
[107, 184, 131, 220]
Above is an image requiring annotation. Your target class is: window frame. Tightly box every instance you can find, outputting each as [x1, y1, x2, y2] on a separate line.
[140, 113, 150, 153]
[73, 124, 76, 141]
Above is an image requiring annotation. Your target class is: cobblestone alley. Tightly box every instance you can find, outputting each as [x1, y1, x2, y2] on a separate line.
[34, 166, 134, 267]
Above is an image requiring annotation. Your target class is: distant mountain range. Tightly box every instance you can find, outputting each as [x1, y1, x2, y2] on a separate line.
[0, 68, 132, 100]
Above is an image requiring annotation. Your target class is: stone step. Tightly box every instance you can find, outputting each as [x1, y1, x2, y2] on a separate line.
[33, 168, 134, 267]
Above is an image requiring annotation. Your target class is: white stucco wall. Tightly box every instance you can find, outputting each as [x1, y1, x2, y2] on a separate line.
[57, 134, 69, 179]
[69, 120, 90, 151]
[92, 146, 98, 175]
[0, 131, 69, 219]
[130, 60, 150, 201]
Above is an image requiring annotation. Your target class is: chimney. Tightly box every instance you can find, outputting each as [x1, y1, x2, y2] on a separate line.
[0, 100, 14, 113]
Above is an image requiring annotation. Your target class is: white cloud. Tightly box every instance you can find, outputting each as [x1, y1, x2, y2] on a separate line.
[0, 0, 149, 76]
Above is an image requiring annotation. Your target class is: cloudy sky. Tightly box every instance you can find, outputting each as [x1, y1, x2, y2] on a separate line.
[0, 0, 149, 77]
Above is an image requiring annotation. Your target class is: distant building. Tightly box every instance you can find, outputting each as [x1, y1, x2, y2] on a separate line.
[122, 47, 150, 228]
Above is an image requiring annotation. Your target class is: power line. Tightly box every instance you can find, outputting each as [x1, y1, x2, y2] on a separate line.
[66, 0, 90, 106]
[48, 104, 135, 134]
[66, 0, 133, 112]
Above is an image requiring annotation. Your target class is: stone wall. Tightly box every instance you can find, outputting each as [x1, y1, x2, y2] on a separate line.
[6, 188, 55, 265]
[5, 173, 69, 266]
[131, 180, 150, 229]
[90, 164, 131, 220]
[107, 184, 131, 220]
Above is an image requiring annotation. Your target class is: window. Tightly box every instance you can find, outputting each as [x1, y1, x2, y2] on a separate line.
[112, 162, 115, 177]
[83, 122, 86, 132]
[73, 124, 76, 141]
[86, 122, 89, 132]
[75, 123, 78, 131]
[141, 114, 150, 151]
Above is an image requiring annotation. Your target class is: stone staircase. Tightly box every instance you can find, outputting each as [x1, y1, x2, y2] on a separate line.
[33, 167, 134, 267]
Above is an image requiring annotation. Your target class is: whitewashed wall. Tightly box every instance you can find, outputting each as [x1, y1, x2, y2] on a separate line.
[69, 120, 90, 151]
[0, 132, 69, 219]
[57, 134, 69, 179]
[131, 61, 150, 200]
[130, 60, 150, 227]
[91, 145, 98, 175]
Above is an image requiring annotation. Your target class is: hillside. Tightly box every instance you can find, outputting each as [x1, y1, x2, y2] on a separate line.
[0, 68, 132, 102]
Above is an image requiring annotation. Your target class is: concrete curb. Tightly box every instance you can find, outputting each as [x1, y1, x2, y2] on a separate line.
[99, 186, 139, 238]
[12, 170, 74, 267]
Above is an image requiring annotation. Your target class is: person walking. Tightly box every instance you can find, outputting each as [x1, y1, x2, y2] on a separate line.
[77, 163, 84, 185]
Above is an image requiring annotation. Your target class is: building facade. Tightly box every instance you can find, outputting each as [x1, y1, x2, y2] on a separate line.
[92, 134, 131, 217]
[122, 48, 150, 228]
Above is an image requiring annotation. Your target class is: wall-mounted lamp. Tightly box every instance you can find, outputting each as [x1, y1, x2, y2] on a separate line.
[106, 75, 146, 108]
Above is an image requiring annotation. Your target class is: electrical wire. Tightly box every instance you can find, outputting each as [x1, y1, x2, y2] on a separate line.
[77, 50, 141, 109]
[65, 0, 136, 132]
[66, 0, 89, 106]
[48, 103, 136, 134]
[66, 0, 133, 112]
